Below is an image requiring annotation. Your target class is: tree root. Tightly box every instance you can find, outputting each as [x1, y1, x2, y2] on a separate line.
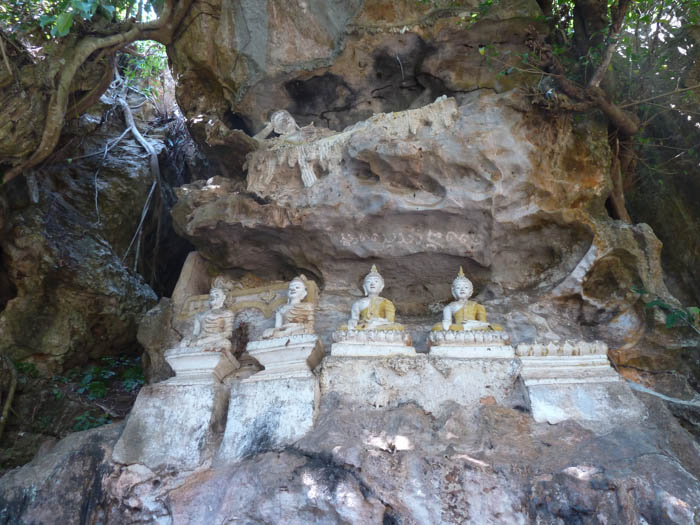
[0, 355, 18, 442]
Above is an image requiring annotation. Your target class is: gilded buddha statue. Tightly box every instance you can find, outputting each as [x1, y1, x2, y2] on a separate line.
[343, 265, 404, 332]
[433, 267, 502, 332]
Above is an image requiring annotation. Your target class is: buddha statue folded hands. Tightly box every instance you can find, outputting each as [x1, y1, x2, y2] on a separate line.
[432, 267, 502, 332]
[341, 265, 405, 332]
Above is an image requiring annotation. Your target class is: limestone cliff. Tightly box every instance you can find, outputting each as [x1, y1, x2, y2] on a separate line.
[1, 0, 699, 523]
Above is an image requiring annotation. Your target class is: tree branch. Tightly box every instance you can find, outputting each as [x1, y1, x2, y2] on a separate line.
[2, 0, 194, 184]
[588, 0, 632, 88]
[0, 355, 17, 442]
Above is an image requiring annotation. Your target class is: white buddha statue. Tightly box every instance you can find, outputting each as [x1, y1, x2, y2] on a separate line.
[262, 276, 315, 339]
[178, 285, 234, 352]
[342, 265, 404, 332]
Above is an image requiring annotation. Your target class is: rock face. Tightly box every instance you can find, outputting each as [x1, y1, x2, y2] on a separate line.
[171, 91, 672, 360]
[2, 386, 699, 524]
[0, 92, 166, 374]
[0, 424, 121, 525]
[169, 0, 543, 175]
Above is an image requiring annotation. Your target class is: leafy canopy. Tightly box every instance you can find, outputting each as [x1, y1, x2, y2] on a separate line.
[0, 0, 163, 38]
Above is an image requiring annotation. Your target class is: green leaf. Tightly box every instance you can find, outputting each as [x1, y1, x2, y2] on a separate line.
[51, 12, 73, 37]
[688, 306, 700, 316]
[665, 311, 685, 328]
[478, 47, 485, 56]
[644, 299, 670, 310]
[39, 15, 55, 28]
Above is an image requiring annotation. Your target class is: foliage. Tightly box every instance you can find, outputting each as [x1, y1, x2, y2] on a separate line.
[61, 355, 144, 399]
[0, 0, 162, 38]
[73, 411, 111, 431]
[634, 287, 700, 335]
[14, 361, 39, 378]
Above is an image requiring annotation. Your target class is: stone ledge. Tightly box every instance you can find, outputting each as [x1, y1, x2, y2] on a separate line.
[330, 342, 417, 357]
[430, 344, 515, 359]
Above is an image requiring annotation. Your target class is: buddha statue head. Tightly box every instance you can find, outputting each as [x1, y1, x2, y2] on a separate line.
[451, 267, 474, 301]
[270, 109, 300, 135]
[208, 286, 228, 310]
[363, 265, 385, 297]
[287, 276, 308, 304]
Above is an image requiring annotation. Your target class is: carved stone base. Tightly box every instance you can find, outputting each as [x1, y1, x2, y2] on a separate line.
[518, 355, 619, 386]
[429, 329, 510, 346]
[112, 382, 229, 470]
[330, 342, 417, 357]
[430, 345, 515, 359]
[245, 334, 323, 381]
[164, 346, 239, 385]
[331, 330, 415, 356]
[332, 329, 412, 345]
[217, 376, 319, 463]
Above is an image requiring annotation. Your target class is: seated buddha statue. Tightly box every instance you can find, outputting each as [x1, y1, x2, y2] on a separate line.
[262, 276, 315, 339]
[342, 265, 404, 331]
[178, 285, 234, 351]
[432, 267, 502, 332]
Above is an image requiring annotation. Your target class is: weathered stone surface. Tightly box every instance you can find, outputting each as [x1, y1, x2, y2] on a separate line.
[0, 424, 121, 525]
[2, 380, 699, 523]
[138, 297, 178, 383]
[169, 0, 543, 144]
[112, 382, 229, 470]
[217, 376, 320, 463]
[320, 355, 523, 414]
[0, 90, 168, 374]
[526, 382, 646, 430]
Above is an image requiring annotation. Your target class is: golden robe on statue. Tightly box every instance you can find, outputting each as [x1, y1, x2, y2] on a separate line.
[432, 300, 502, 331]
[342, 296, 405, 331]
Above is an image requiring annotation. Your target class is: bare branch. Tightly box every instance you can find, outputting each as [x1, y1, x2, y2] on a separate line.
[588, 0, 632, 88]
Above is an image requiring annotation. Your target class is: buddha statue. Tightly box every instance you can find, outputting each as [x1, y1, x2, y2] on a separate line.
[262, 276, 316, 339]
[432, 267, 502, 332]
[179, 285, 234, 351]
[343, 265, 404, 331]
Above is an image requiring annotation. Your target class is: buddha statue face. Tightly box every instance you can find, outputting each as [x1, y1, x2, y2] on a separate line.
[209, 288, 227, 309]
[287, 278, 308, 303]
[363, 267, 385, 297]
[270, 110, 299, 135]
[452, 278, 473, 301]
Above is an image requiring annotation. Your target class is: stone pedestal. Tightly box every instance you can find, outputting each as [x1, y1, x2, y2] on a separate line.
[112, 382, 229, 470]
[515, 341, 644, 428]
[516, 341, 619, 386]
[246, 334, 323, 381]
[217, 376, 319, 463]
[429, 329, 513, 358]
[164, 345, 239, 385]
[331, 330, 415, 356]
[320, 355, 521, 413]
